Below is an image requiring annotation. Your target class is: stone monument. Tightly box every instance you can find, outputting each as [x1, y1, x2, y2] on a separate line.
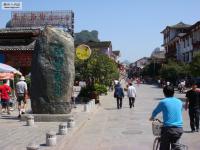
[31, 26, 75, 114]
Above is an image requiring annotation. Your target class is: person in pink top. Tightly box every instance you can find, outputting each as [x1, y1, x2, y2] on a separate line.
[0, 80, 11, 114]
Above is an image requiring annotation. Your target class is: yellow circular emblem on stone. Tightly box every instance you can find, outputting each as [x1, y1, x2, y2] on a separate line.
[76, 44, 91, 60]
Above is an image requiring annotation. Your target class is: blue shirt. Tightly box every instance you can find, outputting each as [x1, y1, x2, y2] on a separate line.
[152, 97, 183, 127]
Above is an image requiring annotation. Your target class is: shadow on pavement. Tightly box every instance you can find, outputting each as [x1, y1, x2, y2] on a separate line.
[104, 108, 118, 111]
[40, 143, 47, 147]
[0, 115, 19, 120]
[184, 130, 193, 133]
[151, 86, 161, 89]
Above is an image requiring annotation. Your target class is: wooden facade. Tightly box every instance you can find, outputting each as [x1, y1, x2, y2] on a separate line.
[0, 28, 40, 75]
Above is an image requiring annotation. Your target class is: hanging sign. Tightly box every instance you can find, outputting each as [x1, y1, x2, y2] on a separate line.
[76, 44, 91, 60]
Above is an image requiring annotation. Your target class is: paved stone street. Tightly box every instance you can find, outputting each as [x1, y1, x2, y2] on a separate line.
[0, 83, 200, 150]
[58, 83, 200, 150]
[0, 102, 97, 150]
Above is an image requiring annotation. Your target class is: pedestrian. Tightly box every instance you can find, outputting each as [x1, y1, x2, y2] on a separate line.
[185, 82, 200, 132]
[0, 80, 11, 114]
[150, 85, 183, 150]
[127, 83, 136, 108]
[114, 79, 119, 87]
[114, 83, 124, 109]
[136, 78, 140, 87]
[15, 76, 28, 118]
[71, 85, 77, 108]
[167, 81, 170, 86]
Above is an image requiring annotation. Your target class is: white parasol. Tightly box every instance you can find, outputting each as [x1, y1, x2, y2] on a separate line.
[0, 63, 22, 75]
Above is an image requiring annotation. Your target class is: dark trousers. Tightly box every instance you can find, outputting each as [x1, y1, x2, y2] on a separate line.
[160, 127, 183, 150]
[129, 97, 135, 108]
[116, 97, 122, 109]
[189, 108, 200, 131]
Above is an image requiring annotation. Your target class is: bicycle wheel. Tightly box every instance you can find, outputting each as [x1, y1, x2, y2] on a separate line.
[153, 137, 160, 150]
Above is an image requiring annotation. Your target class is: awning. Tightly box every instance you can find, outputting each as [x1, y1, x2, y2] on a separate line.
[0, 72, 14, 80]
[0, 63, 22, 77]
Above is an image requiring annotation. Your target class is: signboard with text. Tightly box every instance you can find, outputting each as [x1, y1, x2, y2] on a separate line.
[11, 10, 74, 35]
[76, 44, 92, 60]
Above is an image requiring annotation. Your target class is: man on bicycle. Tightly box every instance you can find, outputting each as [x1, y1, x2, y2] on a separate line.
[150, 85, 183, 150]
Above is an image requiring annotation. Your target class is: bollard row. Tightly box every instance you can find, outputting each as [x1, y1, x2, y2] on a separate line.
[26, 117, 76, 149]
[84, 99, 96, 112]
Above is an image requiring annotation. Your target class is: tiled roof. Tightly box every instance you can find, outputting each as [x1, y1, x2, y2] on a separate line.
[85, 41, 111, 48]
[112, 50, 120, 56]
[169, 22, 191, 29]
[0, 40, 35, 51]
[0, 27, 40, 34]
[161, 22, 191, 33]
[190, 21, 200, 30]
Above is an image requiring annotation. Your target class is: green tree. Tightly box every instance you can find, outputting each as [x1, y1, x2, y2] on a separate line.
[160, 59, 190, 84]
[190, 51, 200, 77]
[75, 50, 119, 86]
[142, 62, 162, 78]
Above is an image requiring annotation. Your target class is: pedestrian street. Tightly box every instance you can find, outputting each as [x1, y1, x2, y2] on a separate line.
[59, 83, 200, 150]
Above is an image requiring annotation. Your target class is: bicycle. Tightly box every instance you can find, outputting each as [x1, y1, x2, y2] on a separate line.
[152, 119, 188, 150]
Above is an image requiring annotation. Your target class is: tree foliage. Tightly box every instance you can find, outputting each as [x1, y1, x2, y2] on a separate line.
[75, 50, 119, 86]
[190, 51, 200, 77]
[142, 61, 162, 77]
[74, 30, 100, 45]
[160, 59, 190, 83]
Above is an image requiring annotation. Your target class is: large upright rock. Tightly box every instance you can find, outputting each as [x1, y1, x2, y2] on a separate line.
[31, 26, 75, 114]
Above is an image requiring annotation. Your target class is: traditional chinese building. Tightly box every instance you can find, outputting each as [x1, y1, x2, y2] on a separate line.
[84, 41, 113, 58]
[162, 21, 200, 63]
[112, 50, 120, 62]
[0, 28, 40, 75]
[0, 10, 74, 75]
[161, 22, 191, 59]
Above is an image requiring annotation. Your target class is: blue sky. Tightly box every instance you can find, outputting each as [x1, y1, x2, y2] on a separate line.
[0, 0, 200, 62]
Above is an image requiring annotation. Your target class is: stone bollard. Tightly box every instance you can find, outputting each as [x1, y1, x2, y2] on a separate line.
[68, 117, 75, 128]
[92, 99, 95, 108]
[88, 101, 91, 110]
[26, 142, 40, 150]
[92, 99, 96, 107]
[84, 103, 90, 112]
[89, 101, 93, 110]
[58, 122, 68, 135]
[91, 100, 94, 109]
[46, 131, 57, 146]
[26, 115, 34, 126]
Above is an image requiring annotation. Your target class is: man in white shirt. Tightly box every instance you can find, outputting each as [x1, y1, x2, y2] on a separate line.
[16, 76, 28, 118]
[127, 83, 136, 108]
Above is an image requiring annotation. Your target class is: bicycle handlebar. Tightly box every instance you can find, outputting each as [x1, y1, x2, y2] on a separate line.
[153, 118, 162, 123]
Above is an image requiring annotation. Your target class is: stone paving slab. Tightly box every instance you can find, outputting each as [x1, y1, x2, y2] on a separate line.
[0, 103, 99, 150]
[57, 82, 200, 150]
[1, 83, 200, 150]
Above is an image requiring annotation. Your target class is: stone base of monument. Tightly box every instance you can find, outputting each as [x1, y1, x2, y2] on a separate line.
[21, 114, 73, 122]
